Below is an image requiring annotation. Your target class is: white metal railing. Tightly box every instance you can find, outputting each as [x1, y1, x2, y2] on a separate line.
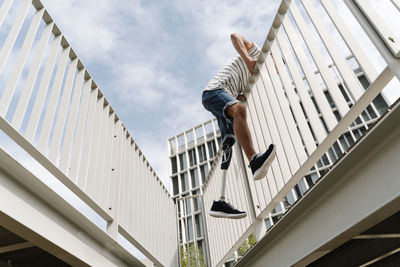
[202, 0, 399, 266]
[0, 0, 177, 266]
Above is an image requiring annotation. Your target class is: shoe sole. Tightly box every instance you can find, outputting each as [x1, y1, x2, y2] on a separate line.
[209, 211, 247, 219]
[253, 145, 277, 181]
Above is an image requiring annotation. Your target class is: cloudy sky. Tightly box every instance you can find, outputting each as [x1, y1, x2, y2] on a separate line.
[37, 0, 281, 190]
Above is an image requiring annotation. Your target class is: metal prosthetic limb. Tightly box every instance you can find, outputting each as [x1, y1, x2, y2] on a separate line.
[219, 135, 236, 200]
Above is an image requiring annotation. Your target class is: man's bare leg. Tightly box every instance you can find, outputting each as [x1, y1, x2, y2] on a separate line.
[227, 103, 256, 162]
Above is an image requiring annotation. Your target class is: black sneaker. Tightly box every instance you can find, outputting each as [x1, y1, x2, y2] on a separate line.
[249, 144, 276, 180]
[209, 200, 247, 219]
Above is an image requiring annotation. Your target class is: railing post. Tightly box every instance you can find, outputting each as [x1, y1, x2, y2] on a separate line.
[254, 218, 267, 242]
[200, 195, 212, 267]
[106, 119, 121, 240]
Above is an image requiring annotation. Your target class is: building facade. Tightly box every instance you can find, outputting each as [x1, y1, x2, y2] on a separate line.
[168, 118, 221, 266]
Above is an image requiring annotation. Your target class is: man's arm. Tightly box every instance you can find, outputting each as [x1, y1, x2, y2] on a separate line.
[230, 33, 257, 74]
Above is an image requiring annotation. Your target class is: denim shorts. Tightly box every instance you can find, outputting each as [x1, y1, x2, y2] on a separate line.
[202, 89, 239, 143]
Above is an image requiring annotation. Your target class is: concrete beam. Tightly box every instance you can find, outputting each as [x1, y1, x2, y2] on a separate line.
[0, 147, 144, 266]
[235, 100, 400, 267]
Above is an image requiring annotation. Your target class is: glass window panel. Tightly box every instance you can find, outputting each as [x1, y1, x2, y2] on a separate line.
[177, 134, 185, 151]
[357, 74, 370, 89]
[195, 126, 204, 142]
[207, 140, 217, 158]
[186, 130, 194, 144]
[193, 190, 201, 211]
[200, 164, 209, 183]
[188, 149, 197, 167]
[372, 94, 389, 115]
[197, 240, 207, 266]
[186, 197, 192, 215]
[205, 121, 214, 139]
[191, 169, 199, 188]
[298, 178, 308, 194]
[179, 152, 187, 171]
[310, 172, 320, 184]
[286, 190, 296, 205]
[213, 119, 220, 135]
[188, 217, 194, 241]
[171, 156, 177, 174]
[265, 217, 273, 230]
[172, 176, 179, 195]
[169, 138, 177, 155]
[181, 172, 188, 192]
[198, 144, 206, 163]
[195, 213, 204, 237]
[179, 221, 183, 242]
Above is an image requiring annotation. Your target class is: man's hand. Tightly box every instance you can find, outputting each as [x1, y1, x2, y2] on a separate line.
[231, 33, 256, 74]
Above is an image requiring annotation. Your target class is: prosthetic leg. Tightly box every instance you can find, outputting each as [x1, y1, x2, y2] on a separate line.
[219, 134, 236, 200]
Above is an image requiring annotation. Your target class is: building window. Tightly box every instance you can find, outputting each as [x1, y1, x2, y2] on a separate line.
[200, 164, 209, 183]
[186, 197, 192, 215]
[172, 176, 179, 195]
[372, 94, 388, 115]
[197, 240, 207, 266]
[187, 217, 194, 241]
[195, 213, 204, 237]
[181, 172, 189, 192]
[205, 121, 214, 139]
[188, 148, 197, 167]
[198, 144, 207, 163]
[207, 140, 217, 158]
[191, 169, 199, 188]
[177, 134, 185, 152]
[171, 156, 177, 174]
[169, 138, 177, 155]
[179, 152, 187, 171]
[178, 221, 183, 242]
[193, 190, 201, 212]
[186, 130, 195, 148]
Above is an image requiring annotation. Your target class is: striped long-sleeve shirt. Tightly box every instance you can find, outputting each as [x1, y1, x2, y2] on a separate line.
[203, 43, 261, 98]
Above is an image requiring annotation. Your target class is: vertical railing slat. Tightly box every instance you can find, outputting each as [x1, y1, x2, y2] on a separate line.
[245, 92, 269, 212]
[268, 42, 308, 165]
[301, 0, 365, 101]
[86, 95, 106, 199]
[58, 68, 84, 172]
[0, 0, 14, 28]
[0, 0, 31, 76]
[261, 58, 299, 176]
[0, 8, 44, 116]
[12, 21, 54, 130]
[48, 57, 78, 163]
[97, 105, 112, 209]
[354, 0, 400, 58]
[247, 82, 279, 203]
[290, 1, 350, 118]
[104, 112, 116, 217]
[320, 0, 378, 83]
[77, 87, 99, 190]
[37, 46, 71, 153]
[25, 34, 61, 142]
[282, 13, 337, 131]
[68, 78, 92, 180]
[255, 73, 289, 187]
[276, 28, 327, 145]
[273, 32, 319, 152]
